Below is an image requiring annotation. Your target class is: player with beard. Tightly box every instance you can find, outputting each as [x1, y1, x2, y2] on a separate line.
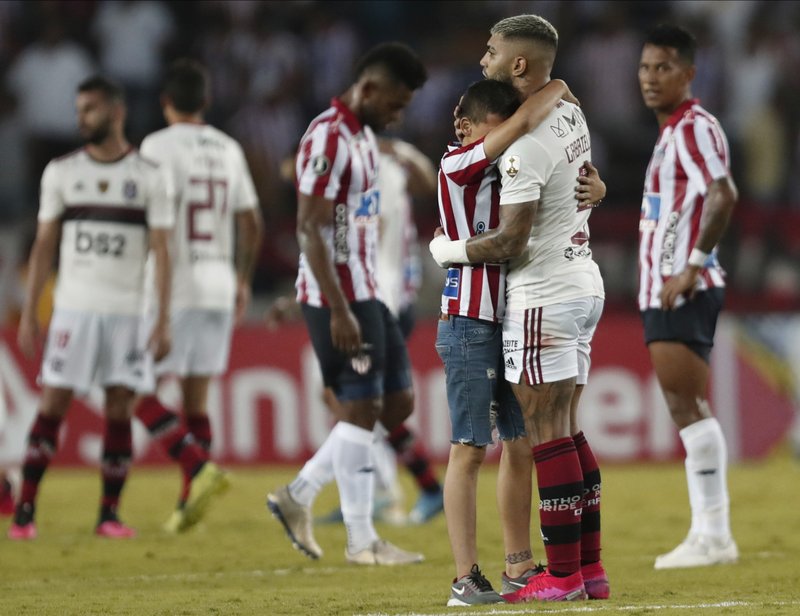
[10, 76, 173, 540]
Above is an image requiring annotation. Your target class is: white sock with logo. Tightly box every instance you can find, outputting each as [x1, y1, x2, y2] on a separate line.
[288, 429, 337, 507]
[332, 421, 379, 553]
[372, 421, 398, 493]
[679, 416, 731, 539]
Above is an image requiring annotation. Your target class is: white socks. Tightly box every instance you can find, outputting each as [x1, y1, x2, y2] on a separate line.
[288, 428, 337, 507]
[331, 422, 379, 553]
[679, 417, 731, 539]
[371, 421, 398, 493]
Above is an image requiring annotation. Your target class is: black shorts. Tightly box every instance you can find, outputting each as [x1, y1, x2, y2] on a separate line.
[301, 299, 412, 402]
[640, 288, 724, 363]
[397, 305, 416, 341]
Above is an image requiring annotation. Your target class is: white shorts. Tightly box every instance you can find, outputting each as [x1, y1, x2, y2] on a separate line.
[155, 308, 233, 378]
[502, 296, 604, 386]
[41, 309, 153, 394]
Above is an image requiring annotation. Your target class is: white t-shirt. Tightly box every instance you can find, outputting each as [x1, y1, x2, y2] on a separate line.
[38, 148, 173, 315]
[140, 123, 259, 312]
[499, 100, 604, 310]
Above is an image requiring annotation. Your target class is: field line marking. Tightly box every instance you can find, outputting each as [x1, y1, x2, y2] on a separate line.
[358, 600, 800, 616]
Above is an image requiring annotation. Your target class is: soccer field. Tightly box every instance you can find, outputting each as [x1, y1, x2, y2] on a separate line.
[2, 450, 799, 616]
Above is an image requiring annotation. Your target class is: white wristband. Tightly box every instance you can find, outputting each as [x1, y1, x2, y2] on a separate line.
[688, 248, 708, 268]
[429, 236, 469, 267]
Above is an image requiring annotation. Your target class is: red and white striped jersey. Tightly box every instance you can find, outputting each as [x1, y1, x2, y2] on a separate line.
[438, 138, 506, 322]
[295, 98, 380, 307]
[638, 99, 731, 310]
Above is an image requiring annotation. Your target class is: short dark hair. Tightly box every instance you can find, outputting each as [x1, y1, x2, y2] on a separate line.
[163, 58, 209, 113]
[354, 42, 427, 90]
[644, 24, 696, 64]
[458, 80, 521, 124]
[490, 15, 558, 51]
[77, 76, 124, 103]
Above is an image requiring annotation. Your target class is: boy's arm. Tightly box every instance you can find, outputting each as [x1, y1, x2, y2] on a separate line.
[482, 79, 576, 161]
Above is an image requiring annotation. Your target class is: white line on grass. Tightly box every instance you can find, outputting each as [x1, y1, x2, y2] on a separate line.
[358, 600, 800, 616]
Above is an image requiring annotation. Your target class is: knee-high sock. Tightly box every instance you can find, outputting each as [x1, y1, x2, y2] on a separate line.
[533, 437, 583, 576]
[680, 417, 731, 539]
[137, 396, 207, 479]
[186, 414, 212, 452]
[372, 422, 398, 493]
[332, 422, 379, 553]
[573, 431, 602, 564]
[100, 418, 132, 521]
[18, 414, 62, 512]
[287, 426, 338, 507]
[387, 423, 440, 494]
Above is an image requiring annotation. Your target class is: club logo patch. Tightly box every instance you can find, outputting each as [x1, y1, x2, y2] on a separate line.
[351, 352, 372, 375]
[505, 155, 519, 178]
[312, 155, 330, 176]
[98, 180, 109, 193]
[123, 180, 137, 199]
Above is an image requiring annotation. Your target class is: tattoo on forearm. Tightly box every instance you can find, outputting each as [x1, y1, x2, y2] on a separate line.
[505, 550, 533, 564]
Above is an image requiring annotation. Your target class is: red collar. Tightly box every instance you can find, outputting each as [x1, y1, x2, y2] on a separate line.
[331, 97, 364, 135]
[661, 98, 699, 134]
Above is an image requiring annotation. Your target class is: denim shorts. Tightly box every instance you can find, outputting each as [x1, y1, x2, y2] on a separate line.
[435, 315, 525, 446]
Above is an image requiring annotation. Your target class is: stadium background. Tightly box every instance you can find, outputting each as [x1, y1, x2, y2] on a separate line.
[0, 0, 799, 467]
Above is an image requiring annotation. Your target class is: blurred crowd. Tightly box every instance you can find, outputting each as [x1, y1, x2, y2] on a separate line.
[1, 0, 799, 323]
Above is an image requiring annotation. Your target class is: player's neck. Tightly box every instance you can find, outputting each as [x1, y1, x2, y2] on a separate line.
[515, 75, 550, 101]
[655, 95, 692, 128]
[166, 108, 204, 125]
[85, 135, 130, 163]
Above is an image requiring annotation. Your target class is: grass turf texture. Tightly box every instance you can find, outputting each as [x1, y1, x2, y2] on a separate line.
[2, 448, 799, 615]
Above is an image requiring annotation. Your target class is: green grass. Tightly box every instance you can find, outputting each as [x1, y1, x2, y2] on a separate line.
[2, 449, 799, 615]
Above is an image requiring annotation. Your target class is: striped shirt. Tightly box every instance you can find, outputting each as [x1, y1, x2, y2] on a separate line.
[295, 98, 380, 307]
[438, 138, 506, 322]
[38, 147, 173, 315]
[638, 98, 731, 310]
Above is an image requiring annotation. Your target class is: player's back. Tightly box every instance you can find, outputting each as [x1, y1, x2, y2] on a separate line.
[499, 101, 604, 309]
[141, 123, 258, 312]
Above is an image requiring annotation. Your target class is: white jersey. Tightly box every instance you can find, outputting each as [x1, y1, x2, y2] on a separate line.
[140, 123, 258, 312]
[498, 100, 604, 310]
[375, 152, 420, 317]
[38, 147, 173, 315]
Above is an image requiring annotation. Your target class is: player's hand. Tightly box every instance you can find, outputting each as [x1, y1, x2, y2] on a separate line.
[576, 161, 605, 208]
[553, 79, 580, 106]
[234, 282, 251, 326]
[17, 312, 41, 359]
[660, 268, 700, 310]
[148, 320, 172, 362]
[330, 305, 362, 355]
[429, 234, 452, 268]
[264, 295, 300, 330]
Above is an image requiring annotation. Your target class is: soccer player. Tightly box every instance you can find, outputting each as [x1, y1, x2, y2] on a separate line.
[315, 138, 445, 526]
[434, 77, 598, 606]
[267, 42, 427, 566]
[431, 14, 609, 602]
[637, 24, 739, 569]
[134, 59, 263, 533]
[10, 76, 173, 540]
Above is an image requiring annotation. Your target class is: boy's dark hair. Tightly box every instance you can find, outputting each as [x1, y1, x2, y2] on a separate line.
[163, 58, 209, 114]
[355, 42, 427, 90]
[459, 80, 521, 124]
[644, 24, 696, 64]
[77, 76, 124, 103]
